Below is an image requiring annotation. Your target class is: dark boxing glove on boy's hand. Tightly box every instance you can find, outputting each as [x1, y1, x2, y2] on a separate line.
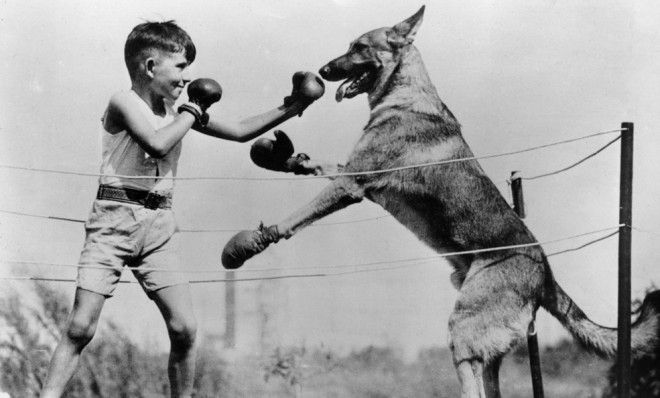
[221, 223, 280, 269]
[178, 78, 222, 128]
[283, 71, 325, 116]
[250, 130, 312, 174]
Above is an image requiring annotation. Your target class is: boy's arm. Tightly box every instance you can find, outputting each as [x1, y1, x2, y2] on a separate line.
[105, 91, 196, 158]
[194, 72, 324, 143]
[195, 102, 306, 143]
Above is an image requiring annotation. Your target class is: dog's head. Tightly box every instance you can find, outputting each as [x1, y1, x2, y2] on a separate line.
[319, 6, 425, 102]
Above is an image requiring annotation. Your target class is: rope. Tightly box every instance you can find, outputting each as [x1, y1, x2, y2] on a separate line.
[0, 129, 622, 181]
[545, 230, 619, 256]
[0, 228, 621, 285]
[523, 135, 621, 181]
[631, 226, 660, 238]
[0, 130, 621, 232]
[0, 273, 327, 284]
[0, 209, 85, 224]
[0, 224, 623, 275]
[0, 209, 389, 232]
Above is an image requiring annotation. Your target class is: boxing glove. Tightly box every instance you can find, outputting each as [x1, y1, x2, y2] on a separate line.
[178, 78, 222, 128]
[283, 71, 325, 115]
[221, 223, 280, 269]
[188, 78, 222, 111]
[250, 130, 312, 174]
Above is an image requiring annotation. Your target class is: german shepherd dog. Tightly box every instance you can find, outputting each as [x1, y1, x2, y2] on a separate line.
[224, 6, 660, 397]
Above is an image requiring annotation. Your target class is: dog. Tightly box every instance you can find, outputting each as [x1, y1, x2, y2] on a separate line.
[222, 6, 660, 397]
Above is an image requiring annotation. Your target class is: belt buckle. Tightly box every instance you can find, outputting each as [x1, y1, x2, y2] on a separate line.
[144, 193, 160, 210]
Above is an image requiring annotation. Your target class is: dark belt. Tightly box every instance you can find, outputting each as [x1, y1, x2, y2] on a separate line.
[97, 185, 172, 210]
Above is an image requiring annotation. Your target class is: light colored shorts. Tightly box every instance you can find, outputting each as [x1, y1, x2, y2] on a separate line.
[76, 199, 188, 298]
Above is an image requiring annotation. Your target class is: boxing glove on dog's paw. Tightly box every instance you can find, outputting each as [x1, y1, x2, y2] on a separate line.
[250, 130, 313, 173]
[221, 223, 280, 269]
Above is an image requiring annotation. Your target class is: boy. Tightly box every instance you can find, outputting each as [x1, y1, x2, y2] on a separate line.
[40, 21, 323, 398]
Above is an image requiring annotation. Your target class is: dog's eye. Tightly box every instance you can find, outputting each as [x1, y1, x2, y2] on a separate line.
[353, 42, 368, 51]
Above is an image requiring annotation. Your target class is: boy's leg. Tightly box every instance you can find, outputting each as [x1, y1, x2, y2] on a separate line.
[40, 287, 106, 398]
[151, 284, 198, 398]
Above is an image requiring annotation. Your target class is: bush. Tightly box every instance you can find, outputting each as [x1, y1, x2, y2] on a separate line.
[0, 283, 229, 398]
[603, 286, 660, 398]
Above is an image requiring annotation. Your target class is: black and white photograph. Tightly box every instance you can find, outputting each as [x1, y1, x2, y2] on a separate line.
[1, 1, 659, 397]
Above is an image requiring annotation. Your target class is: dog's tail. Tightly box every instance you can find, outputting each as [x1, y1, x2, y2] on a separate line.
[542, 280, 660, 358]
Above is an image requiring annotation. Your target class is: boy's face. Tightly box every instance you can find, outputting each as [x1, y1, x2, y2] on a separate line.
[148, 50, 191, 101]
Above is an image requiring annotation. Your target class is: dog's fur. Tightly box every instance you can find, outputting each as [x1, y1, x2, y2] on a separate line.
[249, 7, 660, 397]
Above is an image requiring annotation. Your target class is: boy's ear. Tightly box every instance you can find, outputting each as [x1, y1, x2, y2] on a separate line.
[145, 57, 156, 78]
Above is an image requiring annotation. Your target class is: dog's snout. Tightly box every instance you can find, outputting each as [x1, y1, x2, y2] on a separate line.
[319, 65, 331, 80]
[318, 63, 345, 81]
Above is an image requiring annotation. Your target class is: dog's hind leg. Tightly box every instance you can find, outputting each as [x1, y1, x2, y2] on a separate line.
[449, 256, 540, 398]
[483, 356, 502, 398]
[456, 357, 500, 398]
[277, 176, 364, 237]
[455, 359, 485, 398]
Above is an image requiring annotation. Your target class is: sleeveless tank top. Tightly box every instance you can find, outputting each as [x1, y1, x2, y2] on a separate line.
[99, 90, 181, 193]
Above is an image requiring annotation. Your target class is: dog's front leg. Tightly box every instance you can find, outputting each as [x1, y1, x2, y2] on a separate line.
[221, 176, 363, 269]
[297, 158, 345, 178]
[278, 176, 363, 236]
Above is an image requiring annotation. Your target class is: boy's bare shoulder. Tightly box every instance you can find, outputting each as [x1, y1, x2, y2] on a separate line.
[108, 91, 134, 109]
[103, 91, 133, 133]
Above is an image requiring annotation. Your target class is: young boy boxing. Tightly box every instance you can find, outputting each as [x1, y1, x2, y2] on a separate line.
[40, 20, 323, 398]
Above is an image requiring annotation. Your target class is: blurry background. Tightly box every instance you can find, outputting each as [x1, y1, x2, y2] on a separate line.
[1, 0, 659, 365]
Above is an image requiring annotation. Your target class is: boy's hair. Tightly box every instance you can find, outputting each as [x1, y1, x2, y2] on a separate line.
[124, 20, 196, 80]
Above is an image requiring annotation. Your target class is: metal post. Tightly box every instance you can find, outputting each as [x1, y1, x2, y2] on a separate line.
[617, 122, 634, 398]
[510, 171, 526, 218]
[510, 171, 544, 398]
[225, 271, 236, 349]
[527, 322, 544, 398]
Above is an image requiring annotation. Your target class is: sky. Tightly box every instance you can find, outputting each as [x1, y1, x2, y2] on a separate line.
[2, 0, 660, 361]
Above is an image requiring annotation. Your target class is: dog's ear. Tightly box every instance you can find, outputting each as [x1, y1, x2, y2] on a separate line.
[388, 5, 425, 48]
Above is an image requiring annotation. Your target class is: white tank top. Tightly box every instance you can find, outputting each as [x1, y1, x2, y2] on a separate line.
[99, 90, 181, 193]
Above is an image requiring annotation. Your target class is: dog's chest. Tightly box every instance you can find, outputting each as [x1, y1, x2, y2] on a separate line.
[345, 114, 464, 175]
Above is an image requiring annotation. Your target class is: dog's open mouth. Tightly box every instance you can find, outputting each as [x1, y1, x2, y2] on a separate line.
[335, 70, 377, 102]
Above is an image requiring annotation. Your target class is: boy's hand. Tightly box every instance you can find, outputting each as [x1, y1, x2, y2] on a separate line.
[178, 78, 222, 129]
[221, 223, 280, 269]
[187, 78, 222, 112]
[283, 72, 325, 116]
[250, 130, 314, 174]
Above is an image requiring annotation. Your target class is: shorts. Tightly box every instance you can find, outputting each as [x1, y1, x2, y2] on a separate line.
[76, 199, 188, 298]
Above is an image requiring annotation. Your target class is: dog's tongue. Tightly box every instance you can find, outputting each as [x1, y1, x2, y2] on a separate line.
[336, 77, 356, 102]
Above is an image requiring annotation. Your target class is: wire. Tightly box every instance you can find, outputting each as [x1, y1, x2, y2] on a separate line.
[631, 226, 660, 238]
[0, 209, 85, 224]
[545, 230, 619, 256]
[311, 129, 623, 180]
[0, 273, 327, 284]
[0, 133, 625, 232]
[0, 224, 623, 275]
[0, 130, 622, 233]
[0, 209, 390, 232]
[0, 228, 621, 285]
[523, 135, 621, 181]
[179, 214, 390, 232]
[0, 128, 622, 181]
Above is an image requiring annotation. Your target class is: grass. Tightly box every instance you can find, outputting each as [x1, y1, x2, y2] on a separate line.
[221, 341, 611, 397]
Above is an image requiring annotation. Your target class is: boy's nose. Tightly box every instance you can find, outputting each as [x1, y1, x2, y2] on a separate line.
[181, 70, 192, 84]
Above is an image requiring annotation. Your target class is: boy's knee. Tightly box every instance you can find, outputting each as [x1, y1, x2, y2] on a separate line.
[66, 316, 98, 346]
[167, 317, 197, 349]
